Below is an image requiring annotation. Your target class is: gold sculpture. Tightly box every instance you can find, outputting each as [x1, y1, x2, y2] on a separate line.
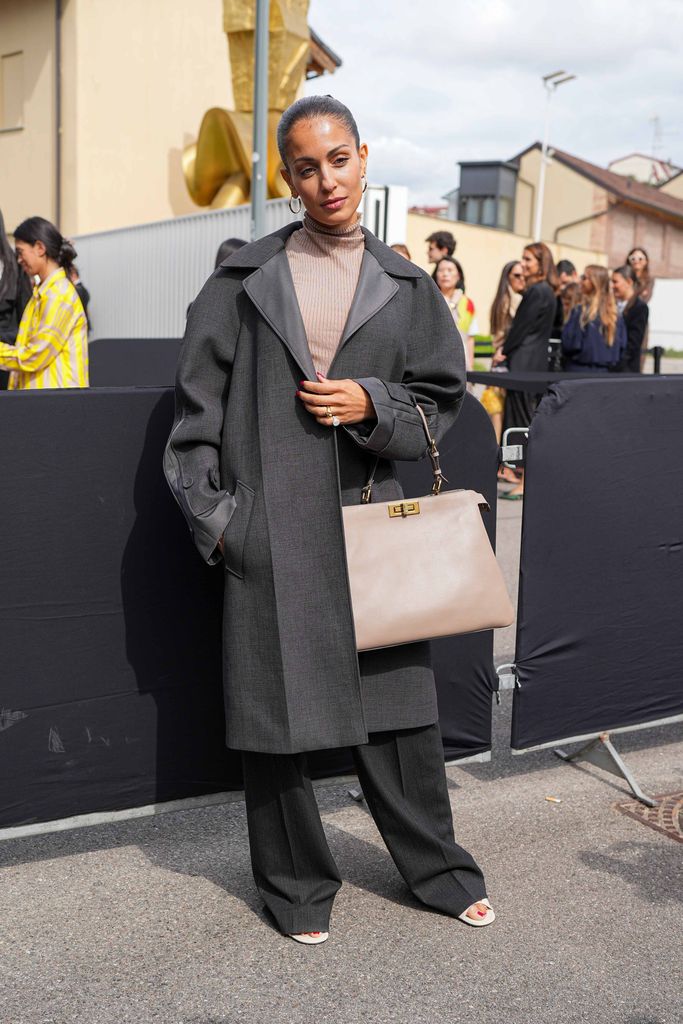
[183, 0, 311, 208]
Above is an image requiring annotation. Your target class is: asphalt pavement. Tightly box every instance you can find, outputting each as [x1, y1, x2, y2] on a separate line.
[1, 497, 681, 1024]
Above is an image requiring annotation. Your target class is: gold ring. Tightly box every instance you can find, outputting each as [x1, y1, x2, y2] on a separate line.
[325, 406, 333, 418]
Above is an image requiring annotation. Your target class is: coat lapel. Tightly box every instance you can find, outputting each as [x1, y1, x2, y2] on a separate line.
[330, 251, 399, 371]
[229, 220, 422, 381]
[242, 249, 318, 382]
[333, 229, 420, 365]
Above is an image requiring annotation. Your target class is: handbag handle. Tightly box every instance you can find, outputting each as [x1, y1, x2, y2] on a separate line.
[361, 404, 446, 504]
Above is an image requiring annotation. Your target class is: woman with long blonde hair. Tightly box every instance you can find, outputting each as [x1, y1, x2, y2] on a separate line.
[561, 264, 626, 372]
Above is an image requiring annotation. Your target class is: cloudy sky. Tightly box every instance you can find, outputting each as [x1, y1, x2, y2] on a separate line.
[305, 0, 683, 205]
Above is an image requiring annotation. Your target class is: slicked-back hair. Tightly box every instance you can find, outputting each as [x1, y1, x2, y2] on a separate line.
[14, 216, 77, 275]
[277, 95, 360, 168]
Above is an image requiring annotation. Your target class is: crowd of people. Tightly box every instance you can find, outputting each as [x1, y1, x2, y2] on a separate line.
[408, 231, 654, 499]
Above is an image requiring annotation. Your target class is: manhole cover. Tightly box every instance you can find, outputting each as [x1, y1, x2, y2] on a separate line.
[615, 791, 683, 843]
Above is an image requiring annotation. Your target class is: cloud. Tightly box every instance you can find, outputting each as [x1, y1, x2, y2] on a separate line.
[306, 0, 683, 204]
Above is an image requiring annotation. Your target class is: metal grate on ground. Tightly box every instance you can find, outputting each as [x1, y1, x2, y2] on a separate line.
[615, 791, 683, 844]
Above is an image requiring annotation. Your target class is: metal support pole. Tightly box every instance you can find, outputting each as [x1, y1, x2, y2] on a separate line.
[533, 89, 552, 242]
[251, 0, 270, 241]
[55, 0, 62, 229]
[532, 72, 576, 242]
[653, 345, 663, 375]
[554, 733, 657, 807]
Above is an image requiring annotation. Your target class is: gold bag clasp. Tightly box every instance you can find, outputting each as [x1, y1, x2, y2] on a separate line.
[388, 501, 420, 518]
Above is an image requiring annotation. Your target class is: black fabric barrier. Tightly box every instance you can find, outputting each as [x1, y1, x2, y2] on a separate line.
[510, 377, 683, 751]
[0, 389, 497, 828]
[467, 370, 644, 391]
[89, 338, 181, 387]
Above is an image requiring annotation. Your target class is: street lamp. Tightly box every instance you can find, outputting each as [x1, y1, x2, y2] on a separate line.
[532, 70, 577, 242]
[251, 0, 270, 241]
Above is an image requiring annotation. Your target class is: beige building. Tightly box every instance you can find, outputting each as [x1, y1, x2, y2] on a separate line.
[0, 0, 336, 236]
[450, 143, 683, 279]
[406, 213, 605, 337]
[430, 142, 683, 332]
[608, 153, 681, 186]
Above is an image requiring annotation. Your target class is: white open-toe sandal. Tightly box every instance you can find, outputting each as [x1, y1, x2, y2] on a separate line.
[458, 898, 495, 927]
[289, 931, 329, 945]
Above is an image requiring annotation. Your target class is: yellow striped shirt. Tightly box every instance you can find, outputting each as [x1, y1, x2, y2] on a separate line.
[0, 268, 89, 389]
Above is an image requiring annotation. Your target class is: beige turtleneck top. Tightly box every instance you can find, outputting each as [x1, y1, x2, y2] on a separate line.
[285, 213, 365, 376]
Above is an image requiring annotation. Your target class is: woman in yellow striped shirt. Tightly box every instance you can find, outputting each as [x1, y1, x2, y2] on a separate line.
[0, 217, 88, 389]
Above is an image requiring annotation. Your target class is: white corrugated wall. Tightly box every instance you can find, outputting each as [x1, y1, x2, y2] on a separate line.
[73, 200, 295, 339]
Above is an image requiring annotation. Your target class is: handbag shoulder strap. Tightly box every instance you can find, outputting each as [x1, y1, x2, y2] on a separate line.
[361, 404, 446, 504]
[415, 405, 447, 496]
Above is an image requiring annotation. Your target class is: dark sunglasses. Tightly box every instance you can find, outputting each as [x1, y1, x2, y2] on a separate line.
[509, 272, 524, 279]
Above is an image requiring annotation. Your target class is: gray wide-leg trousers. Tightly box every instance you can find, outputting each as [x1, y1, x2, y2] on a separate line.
[242, 723, 487, 934]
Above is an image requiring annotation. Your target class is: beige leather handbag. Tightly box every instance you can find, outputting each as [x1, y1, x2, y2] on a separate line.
[342, 406, 514, 652]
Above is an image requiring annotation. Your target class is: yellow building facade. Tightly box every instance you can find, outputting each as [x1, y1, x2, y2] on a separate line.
[0, 0, 333, 236]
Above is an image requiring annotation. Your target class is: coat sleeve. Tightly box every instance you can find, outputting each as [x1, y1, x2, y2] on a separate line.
[622, 302, 648, 369]
[502, 285, 545, 356]
[163, 272, 239, 565]
[343, 274, 466, 461]
[615, 315, 627, 362]
[561, 308, 583, 355]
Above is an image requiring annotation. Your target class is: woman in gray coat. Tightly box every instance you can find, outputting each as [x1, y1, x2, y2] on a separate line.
[164, 97, 494, 943]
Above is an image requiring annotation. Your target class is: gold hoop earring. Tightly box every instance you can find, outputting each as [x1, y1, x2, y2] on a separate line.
[361, 175, 368, 194]
[288, 195, 302, 214]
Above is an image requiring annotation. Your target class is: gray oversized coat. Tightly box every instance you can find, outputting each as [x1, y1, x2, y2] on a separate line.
[164, 222, 466, 754]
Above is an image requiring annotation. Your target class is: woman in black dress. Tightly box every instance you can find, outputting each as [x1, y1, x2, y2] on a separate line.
[493, 242, 558, 499]
[611, 264, 649, 373]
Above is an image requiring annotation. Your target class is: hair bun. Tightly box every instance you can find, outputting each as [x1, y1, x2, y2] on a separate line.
[59, 238, 77, 265]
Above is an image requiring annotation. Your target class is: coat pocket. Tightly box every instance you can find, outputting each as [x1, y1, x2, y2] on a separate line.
[221, 480, 255, 579]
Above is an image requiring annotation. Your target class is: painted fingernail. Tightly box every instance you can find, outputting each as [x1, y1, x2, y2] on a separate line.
[299, 380, 305, 387]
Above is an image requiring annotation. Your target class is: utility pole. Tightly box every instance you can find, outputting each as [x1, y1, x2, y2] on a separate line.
[533, 70, 576, 242]
[251, 0, 270, 241]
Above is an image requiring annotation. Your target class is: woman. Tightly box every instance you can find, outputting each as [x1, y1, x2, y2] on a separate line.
[0, 209, 33, 390]
[434, 256, 476, 369]
[611, 264, 648, 373]
[626, 247, 654, 304]
[561, 265, 625, 372]
[480, 260, 525, 451]
[0, 217, 88, 389]
[559, 281, 581, 324]
[165, 96, 494, 944]
[493, 242, 558, 499]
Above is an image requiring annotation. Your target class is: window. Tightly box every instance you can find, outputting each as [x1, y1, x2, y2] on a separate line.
[497, 196, 513, 230]
[459, 193, 514, 230]
[460, 195, 497, 226]
[1, 51, 24, 130]
[481, 197, 496, 227]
